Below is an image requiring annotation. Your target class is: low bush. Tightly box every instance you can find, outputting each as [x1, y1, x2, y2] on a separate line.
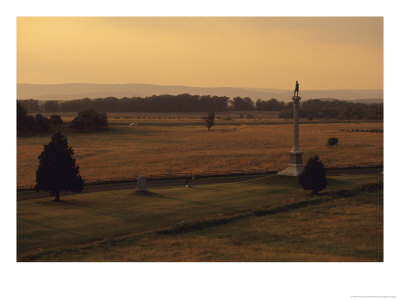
[327, 137, 339, 146]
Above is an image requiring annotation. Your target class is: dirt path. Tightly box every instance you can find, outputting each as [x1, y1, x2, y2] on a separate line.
[17, 167, 382, 201]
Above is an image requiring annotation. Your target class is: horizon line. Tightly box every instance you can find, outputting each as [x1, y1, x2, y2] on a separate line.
[17, 82, 384, 91]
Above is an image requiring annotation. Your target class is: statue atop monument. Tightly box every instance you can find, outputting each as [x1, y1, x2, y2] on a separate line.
[294, 80, 300, 97]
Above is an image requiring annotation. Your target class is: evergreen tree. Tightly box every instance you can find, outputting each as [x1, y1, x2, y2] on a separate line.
[35, 133, 84, 201]
[299, 155, 327, 194]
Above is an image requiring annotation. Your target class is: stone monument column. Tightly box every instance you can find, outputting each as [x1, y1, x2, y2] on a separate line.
[292, 96, 300, 152]
[278, 82, 304, 176]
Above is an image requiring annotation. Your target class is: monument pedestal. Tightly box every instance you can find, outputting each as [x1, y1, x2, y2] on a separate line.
[278, 150, 304, 176]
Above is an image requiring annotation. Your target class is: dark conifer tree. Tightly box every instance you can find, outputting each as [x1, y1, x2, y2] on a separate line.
[35, 132, 84, 201]
[299, 155, 327, 194]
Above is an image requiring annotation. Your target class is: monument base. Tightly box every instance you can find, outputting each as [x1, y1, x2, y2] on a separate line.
[278, 151, 304, 176]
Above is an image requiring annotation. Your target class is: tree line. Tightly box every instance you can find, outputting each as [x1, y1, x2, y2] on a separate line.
[17, 102, 62, 135]
[18, 94, 383, 120]
[17, 102, 107, 135]
[17, 95, 285, 113]
[278, 99, 383, 120]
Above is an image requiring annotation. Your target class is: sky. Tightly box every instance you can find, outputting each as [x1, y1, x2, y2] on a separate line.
[17, 17, 383, 90]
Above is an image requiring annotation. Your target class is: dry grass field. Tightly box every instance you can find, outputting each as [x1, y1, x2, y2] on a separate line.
[18, 173, 383, 262]
[17, 112, 383, 187]
[17, 113, 383, 262]
[39, 111, 281, 124]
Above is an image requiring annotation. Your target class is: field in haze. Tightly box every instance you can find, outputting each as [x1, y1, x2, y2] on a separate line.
[18, 173, 383, 262]
[17, 112, 383, 187]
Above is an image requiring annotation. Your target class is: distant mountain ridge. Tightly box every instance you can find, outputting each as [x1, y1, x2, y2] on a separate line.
[17, 83, 383, 103]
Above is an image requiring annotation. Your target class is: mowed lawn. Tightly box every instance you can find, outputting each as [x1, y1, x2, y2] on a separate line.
[17, 120, 383, 187]
[17, 173, 383, 262]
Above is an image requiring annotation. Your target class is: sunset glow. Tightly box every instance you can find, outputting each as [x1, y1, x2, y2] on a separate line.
[17, 17, 383, 90]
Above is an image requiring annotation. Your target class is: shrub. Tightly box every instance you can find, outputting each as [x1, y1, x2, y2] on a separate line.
[327, 137, 339, 146]
[299, 155, 327, 194]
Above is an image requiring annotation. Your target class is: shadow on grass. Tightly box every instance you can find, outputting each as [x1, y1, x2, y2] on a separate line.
[133, 191, 159, 196]
[246, 174, 299, 187]
[326, 177, 347, 187]
[156, 193, 231, 209]
[156, 180, 383, 236]
[156, 196, 332, 236]
[35, 197, 90, 207]
[321, 181, 383, 198]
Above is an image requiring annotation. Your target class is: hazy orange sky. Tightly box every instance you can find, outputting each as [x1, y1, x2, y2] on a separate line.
[17, 17, 383, 90]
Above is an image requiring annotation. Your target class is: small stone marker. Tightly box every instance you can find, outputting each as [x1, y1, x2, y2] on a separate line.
[136, 176, 147, 193]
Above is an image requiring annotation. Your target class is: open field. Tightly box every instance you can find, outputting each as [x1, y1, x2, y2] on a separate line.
[37, 111, 282, 124]
[17, 173, 383, 262]
[17, 113, 383, 187]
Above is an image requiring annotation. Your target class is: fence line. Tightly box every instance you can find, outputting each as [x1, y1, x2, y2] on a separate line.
[16, 164, 383, 192]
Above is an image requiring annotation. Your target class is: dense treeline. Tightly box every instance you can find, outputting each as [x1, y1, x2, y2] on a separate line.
[278, 99, 383, 120]
[18, 95, 230, 113]
[17, 102, 62, 135]
[17, 102, 107, 135]
[17, 94, 383, 120]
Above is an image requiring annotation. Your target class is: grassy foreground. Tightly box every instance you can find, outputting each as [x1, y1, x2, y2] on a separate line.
[17, 173, 383, 262]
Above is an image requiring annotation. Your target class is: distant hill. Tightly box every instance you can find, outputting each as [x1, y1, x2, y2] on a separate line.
[17, 83, 383, 103]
